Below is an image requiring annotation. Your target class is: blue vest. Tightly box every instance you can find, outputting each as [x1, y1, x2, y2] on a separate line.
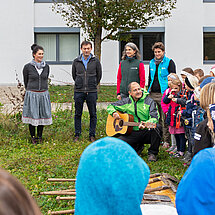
[148, 55, 171, 94]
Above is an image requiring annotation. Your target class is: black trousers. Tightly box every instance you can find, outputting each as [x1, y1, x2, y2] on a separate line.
[118, 127, 161, 155]
[74, 92, 97, 137]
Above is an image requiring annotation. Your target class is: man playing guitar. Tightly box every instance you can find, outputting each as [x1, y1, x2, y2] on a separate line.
[107, 82, 161, 161]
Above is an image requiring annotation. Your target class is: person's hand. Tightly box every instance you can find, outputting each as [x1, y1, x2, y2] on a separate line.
[113, 112, 120, 119]
[117, 95, 121, 100]
[139, 121, 146, 130]
[172, 98, 177, 103]
[168, 94, 174, 99]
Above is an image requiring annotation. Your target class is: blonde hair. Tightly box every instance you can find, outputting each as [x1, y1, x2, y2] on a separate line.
[167, 73, 180, 81]
[0, 168, 41, 215]
[170, 79, 182, 91]
[200, 83, 215, 133]
[121, 42, 141, 60]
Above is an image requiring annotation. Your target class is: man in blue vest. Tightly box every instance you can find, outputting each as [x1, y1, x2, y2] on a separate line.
[148, 42, 176, 148]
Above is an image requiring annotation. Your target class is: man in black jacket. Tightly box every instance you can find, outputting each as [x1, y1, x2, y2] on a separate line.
[72, 41, 102, 142]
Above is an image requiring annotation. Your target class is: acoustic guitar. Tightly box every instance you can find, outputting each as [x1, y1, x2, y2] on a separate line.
[106, 111, 156, 137]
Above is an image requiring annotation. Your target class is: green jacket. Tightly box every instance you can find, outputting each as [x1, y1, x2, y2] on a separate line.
[120, 58, 140, 95]
[107, 90, 159, 131]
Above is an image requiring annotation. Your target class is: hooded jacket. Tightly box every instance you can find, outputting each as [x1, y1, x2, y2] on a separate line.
[107, 90, 159, 131]
[75, 137, 150, 215]
[176, 148, 215, 215]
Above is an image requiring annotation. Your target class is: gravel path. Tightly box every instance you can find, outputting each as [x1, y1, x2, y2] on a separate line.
[0, 86, 110, 114]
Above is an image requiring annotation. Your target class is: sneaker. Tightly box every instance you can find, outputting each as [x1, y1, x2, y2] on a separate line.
[182, 152, 192, 162]
[148, 154, 157, 162]
[166, 145, 176, 152]
[173, 151, 184, 158]
[169, 147, 177, 154]
[162, 142, 170, 149]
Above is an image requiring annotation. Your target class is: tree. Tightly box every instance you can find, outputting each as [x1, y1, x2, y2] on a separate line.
[52, 0, 176, 60]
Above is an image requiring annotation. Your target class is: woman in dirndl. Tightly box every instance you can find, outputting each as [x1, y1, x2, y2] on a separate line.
[22, 44, 52, 144]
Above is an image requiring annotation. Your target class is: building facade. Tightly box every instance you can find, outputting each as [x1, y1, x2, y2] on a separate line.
[1, 0, 215, 85]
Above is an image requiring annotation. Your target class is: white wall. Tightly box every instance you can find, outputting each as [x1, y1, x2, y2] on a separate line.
[165, 0, 203, 74]
[1, 0, 215, 85]
[0, 0, 34, 85]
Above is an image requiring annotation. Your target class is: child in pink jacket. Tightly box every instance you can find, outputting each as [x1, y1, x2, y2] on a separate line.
[161, 73, 179, 153]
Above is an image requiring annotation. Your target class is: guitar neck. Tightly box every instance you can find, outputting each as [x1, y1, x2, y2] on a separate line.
[123, 122, 140, 127]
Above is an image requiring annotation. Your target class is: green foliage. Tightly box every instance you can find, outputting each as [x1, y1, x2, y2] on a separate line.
[52, 0, 176, 57]
[49, 85, 118, 103]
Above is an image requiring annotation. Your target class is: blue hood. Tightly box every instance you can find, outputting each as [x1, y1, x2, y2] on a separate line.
[75, 137, 150, 215]
[176, 148, 215, 215]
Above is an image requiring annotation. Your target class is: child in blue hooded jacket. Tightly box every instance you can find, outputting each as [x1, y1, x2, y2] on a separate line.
[75, 137, 177, 215]
[176, 148, 215, 215]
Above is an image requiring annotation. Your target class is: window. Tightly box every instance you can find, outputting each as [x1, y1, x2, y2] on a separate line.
[35, 27, 80, 64]
[203, 28, 215, 64]
[203, 0, 215, 2]
[119, 28, 164, 63]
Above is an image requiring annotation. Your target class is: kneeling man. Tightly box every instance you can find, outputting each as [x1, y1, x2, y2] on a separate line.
[107, 82, 161, 161]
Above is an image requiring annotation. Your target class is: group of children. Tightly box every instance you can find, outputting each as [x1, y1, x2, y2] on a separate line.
[161, 66, 215, 164]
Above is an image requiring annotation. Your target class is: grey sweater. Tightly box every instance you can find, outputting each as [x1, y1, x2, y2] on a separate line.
[23, 63, 49, 91]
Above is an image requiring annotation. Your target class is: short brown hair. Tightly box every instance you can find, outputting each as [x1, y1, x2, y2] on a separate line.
[194, 69, 204, 78]
[152, 42, 165, 52]
[81, 41, 92, 48]
[182, 67, 194, 76]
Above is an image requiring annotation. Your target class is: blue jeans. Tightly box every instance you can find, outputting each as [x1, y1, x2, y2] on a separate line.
[175, 133, 186, 152]
[74, 92, 97, 137]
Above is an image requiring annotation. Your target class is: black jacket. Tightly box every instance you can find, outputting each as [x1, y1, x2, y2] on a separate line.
[72, 55, 102, 92]
[193, 118, 214, 156]
[23, 63, 49, 91]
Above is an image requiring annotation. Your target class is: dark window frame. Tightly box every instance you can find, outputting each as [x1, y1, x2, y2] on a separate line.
[203, 27, 215, 64]
[203, 0, 215, 3]
[119, 27, 165, 64]
[34, 27, 80, 65]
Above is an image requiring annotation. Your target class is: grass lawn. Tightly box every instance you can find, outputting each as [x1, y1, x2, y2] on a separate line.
[0, 86, 188, 213]
[49, 85, 118, 103]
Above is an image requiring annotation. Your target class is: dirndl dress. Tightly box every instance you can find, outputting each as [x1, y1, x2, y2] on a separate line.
[22, 90, 52, 126]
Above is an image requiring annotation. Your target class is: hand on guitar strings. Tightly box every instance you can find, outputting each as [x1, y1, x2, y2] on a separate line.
[113, 112, 120, 119]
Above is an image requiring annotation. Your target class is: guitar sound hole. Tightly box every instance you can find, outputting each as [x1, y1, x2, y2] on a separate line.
[113, 119, 123, 132]
[119, 119, 124, 127]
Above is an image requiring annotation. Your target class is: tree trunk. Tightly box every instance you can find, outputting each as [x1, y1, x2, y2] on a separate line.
[94, 26, 102, 91]
[94, 26, 102, 61]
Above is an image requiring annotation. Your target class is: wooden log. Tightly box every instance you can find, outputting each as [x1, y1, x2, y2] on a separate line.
[143, 194, 171, 202]
[48, 178, 76, 182]
[48, 209, 75, 214]
[40, 191, 76, 195]
[162, 173, 179, 183]
[149, 173, 161, 178]
[148, 177, 160, 184]
[56, 196, 76, 201]
[144, 185, 169, 194]
[161, 176, 177, 193]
